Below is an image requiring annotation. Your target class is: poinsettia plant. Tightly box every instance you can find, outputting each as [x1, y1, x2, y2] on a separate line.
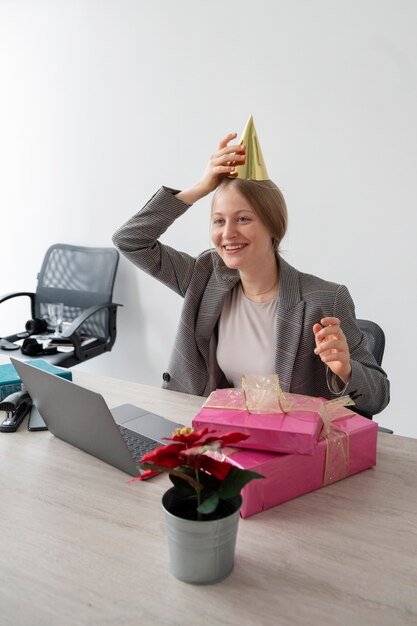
[135, 426, 264, 519]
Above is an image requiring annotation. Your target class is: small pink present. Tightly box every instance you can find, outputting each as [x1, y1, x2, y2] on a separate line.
[193, 375, 355, 455]
[214, 412, 378, 518]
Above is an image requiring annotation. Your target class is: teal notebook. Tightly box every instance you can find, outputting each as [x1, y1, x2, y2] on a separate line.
[0, 360, 72, 401]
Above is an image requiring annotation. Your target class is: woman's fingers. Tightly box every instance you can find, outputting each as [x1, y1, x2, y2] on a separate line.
[314, 338, 346, 356]
[312, 319, 349, 357]
[199, 135, 246, 195]
[320, 353, 349, 365]
[212, 165, 237, 175]
[312, 317, 352, 382]
[320, 317, 341, 327]
[312, 323, 322, 338]
[217, 133, 238, 150]
[314, 323, 343, 343]
[212, 144, 246, 165]
[211, 152, 246, 168]
[208, 140, 246, 178]
[217, 143, 246, 156]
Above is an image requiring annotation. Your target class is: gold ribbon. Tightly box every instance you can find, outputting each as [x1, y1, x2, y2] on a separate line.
[322, 426, 350, 486]
[242, 374, 288, 413]
[317, 396, 356, 438]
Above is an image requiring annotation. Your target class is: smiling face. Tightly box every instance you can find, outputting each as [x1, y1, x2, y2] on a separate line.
[211, 185, 275, 274]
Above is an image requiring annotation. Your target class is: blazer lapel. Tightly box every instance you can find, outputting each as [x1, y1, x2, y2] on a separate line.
[275, 257, 305, 392]
[195, 270, 240, 344]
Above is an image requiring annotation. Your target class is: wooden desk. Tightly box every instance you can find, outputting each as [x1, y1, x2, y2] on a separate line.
[1, 371, 416, 626]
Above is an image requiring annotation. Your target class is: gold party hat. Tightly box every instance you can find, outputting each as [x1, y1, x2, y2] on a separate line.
[231, 115, 269, 180]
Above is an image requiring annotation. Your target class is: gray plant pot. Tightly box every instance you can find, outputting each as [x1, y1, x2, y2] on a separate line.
[162, 487, 242, 585]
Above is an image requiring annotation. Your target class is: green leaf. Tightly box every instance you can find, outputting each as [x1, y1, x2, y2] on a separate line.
[197, 492, 219, 515]
[218, 467, 265, 501]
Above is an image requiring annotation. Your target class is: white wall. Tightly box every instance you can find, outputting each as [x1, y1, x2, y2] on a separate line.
[1, 0, 416, 437]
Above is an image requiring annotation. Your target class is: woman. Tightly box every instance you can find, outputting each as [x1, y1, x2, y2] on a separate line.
[113, 132, 389, 416]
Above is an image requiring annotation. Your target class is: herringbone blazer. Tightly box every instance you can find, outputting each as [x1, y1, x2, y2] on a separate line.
[113, 187, 389, 415]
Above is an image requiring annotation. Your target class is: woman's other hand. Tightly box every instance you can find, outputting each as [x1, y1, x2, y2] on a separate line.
[313, 317, 352, 384]
[176, 134, 246, 205]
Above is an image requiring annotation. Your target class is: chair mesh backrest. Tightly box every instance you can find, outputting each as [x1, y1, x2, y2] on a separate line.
[35, 244, 119, 339]
[356, 319, 385, 366]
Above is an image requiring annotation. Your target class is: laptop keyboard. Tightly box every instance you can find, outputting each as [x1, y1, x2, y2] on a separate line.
[118, 425, 159, 462]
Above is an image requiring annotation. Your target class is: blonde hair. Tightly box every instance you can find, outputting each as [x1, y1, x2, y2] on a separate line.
[212, 178, 288, 251]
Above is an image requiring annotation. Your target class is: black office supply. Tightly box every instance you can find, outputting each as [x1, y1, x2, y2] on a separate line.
[25, 317, 48, 335]
[0, 399, 32, 432]
[21, 338, 58, 357]
[0, 390, 31, 413]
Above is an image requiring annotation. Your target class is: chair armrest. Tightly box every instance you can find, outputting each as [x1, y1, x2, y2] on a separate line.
[0, 291, 35, 304]
[61, 303, 122, 341]
[378, 426, 394, 434]
[0, 291, 36, 323]
[0, 291, 35, 318]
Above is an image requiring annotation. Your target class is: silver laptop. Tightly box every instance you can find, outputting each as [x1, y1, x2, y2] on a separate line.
[11, 358, 183, 477]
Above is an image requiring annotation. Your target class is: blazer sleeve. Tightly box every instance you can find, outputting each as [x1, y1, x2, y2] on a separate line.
[328, 284, 390, 415]
[112, 187, 196, 298]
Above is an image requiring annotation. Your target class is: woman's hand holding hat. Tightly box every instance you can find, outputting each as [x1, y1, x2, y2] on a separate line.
[199, 133, 246, 193]
[176, 134, 246, 205]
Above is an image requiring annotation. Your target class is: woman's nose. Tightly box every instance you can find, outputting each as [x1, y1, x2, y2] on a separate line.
[223, 220, 237, 239]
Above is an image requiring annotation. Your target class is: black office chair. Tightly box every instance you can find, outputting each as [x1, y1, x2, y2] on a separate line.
[0, 243, 121, 367]
[356, 318, 392, 434]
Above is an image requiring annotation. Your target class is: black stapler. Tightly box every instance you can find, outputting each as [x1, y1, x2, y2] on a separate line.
[0, 390, 33, 432]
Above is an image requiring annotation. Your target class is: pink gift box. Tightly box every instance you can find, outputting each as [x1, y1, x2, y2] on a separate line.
[221, 413, 378, 518]
[193, 405, 323, 455]
[194, 383, 357, 455]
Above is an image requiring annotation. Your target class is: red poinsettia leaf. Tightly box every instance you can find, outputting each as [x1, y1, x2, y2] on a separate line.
[165, 427, 215, 446]
[197, 455, 232, 481]
[202, 431, 251, 446]
[139, 442, 185, 468]
[139, 469, 161, 480]
[181, 446, 205, 457]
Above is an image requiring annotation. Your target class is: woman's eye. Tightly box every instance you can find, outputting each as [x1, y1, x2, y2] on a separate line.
[213, 219, 224, 226]
[238, 216, 250, 223]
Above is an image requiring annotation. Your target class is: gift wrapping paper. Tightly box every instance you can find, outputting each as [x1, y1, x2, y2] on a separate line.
[221, 413, 378, 518]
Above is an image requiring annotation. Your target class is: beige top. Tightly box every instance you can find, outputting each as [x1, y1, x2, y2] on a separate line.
[217, 283, 277, 387]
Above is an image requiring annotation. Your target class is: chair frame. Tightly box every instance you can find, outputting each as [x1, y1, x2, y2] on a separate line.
[0, 244, 121, 367]
[356, 318, 392, 434]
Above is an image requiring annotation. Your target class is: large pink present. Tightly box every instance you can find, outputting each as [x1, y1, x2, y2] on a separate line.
[193, 375, 355, 455]
[216, 412, 378, 518]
